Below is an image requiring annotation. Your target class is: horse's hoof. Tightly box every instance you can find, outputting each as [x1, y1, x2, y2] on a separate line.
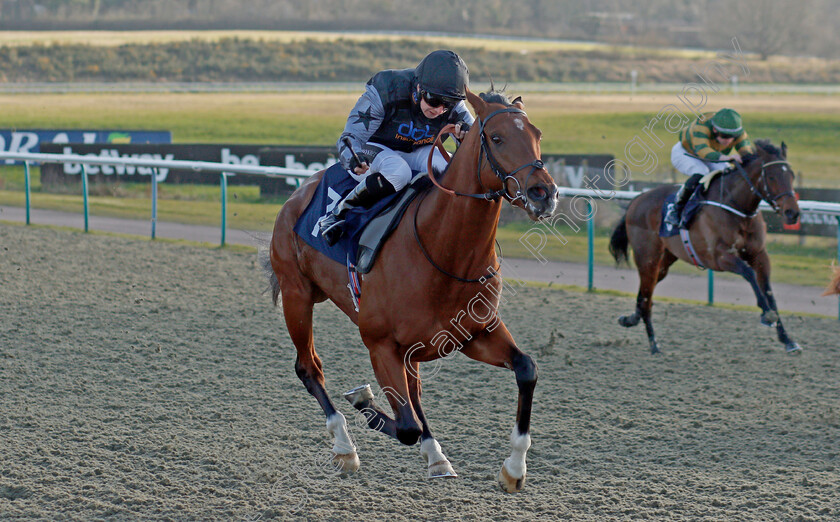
[343, 384, 374, 407]
[761, 311, 779, 327]
[497, 464, 525, 493]
[650, 343, 661, 355]
[332, 451, 360, 474]
[618, 314, 639, 328]
[428, 460, 457, 478]
[785, 342, 803, 354]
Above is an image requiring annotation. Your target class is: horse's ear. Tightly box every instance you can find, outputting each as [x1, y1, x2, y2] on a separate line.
[512, 96, 524, 109]
[781, 141, 787, 158]
[466, 87, 485, 115]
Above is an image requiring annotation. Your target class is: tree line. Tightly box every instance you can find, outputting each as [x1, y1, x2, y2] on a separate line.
[2, 38, 838, 84]
[1, 0, 837, 60]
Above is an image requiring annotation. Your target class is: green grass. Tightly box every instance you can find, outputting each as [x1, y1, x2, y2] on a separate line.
[2, 92, 839, 186]
[531, 111, 840, 185]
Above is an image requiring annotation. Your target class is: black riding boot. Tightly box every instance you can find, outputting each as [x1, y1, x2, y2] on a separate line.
[318, 173, 396, 246]
[665, 173, 703, 227]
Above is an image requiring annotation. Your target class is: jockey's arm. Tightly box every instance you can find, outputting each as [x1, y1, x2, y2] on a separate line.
[451, 101, 475, 127]
[689, 127, 724, 162]
[732, 132, 756, 155]
[337, 84, 385, 171]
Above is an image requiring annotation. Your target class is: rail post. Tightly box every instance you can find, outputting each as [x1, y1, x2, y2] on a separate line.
[24, 161, 31, 225]
[220, 172, 230, 247]
[82, 164, 89, 233]
[708, 270, 714, 305]
[587, 199, 594, 292]
[151, 168, 158, 240]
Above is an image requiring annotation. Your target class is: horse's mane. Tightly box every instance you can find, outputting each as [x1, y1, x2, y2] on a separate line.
[741, 139, 780, 166]
[479, 90, 514, 106]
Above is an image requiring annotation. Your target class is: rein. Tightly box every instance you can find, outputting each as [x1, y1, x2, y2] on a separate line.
[426, 107, 545, 204]
[416, 105, 545, 284]
[412, 189, 500, 283]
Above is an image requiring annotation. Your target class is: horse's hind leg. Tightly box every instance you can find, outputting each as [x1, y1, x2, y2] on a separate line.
[405, 363, 457, 478]
[622, 247, 673, 354]
[749, 251, 801, 353]
[281, 289, 360, 472]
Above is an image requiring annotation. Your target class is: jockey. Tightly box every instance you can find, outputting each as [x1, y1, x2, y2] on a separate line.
[664, 108, 756, 227]
[317, 50, 475, 246]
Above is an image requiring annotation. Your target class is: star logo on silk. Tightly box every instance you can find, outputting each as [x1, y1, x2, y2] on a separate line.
[353, 106, 374, 130]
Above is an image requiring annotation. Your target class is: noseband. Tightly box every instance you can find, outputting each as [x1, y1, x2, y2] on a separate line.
[427, 107, 547, 205]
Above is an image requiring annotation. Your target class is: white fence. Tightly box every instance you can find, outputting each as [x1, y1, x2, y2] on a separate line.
[2, 151, 838, 318]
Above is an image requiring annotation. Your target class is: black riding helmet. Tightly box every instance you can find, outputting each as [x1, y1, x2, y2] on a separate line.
[414, 50, 469, 101]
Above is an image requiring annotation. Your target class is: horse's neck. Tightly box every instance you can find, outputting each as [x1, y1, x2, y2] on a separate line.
[418, 147, 502, 270]
[717, 162, 764, 214]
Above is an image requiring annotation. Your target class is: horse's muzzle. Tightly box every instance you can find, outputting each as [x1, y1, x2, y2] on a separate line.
[526, 183, 558, 219]
[783, 208, 800, 225]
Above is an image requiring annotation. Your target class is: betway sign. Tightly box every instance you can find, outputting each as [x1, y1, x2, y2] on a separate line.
[1, 129, 171, 165]
[40, 144, 340, 195]
[39, 143, 613, 195]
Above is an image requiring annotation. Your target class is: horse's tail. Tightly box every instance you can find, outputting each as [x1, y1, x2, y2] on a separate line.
[609, 214, 630, 266]
[258, 246, 282, 306]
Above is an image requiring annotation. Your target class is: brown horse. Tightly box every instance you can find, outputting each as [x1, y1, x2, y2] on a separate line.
[264, 88, 557, 492]
[824, 264, 840, 296]
[609, 139, 802, 354]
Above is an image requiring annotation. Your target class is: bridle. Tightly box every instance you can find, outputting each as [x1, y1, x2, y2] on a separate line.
[415, 105, 546, 283]
[734, 158, 796, 213]
[426, 107, 546, 207]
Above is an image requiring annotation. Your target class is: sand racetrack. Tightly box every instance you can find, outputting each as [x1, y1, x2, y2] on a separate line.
[2, 223, 839, 520]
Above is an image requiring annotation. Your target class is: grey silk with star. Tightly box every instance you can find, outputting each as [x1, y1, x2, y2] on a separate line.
[337, 68, 474, 171]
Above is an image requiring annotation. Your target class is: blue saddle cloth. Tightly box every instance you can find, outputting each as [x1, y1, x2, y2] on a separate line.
[659, 188, 705, 238]
[293, 163, 403, 265]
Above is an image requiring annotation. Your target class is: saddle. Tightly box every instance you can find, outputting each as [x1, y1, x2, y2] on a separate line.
[293, 163, 430, 272]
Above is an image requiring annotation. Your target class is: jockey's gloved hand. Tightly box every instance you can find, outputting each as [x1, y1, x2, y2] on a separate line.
[455, 121, 470, 134]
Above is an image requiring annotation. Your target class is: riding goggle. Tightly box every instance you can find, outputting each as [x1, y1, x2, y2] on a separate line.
[716, 131, 740, 139]
[421, 90, 458, 110]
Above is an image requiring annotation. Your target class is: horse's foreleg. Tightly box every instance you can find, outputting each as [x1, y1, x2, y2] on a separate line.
[720, 255, 774, 318]
[365, 340, 423, 446]
[343, 383, 397, 438]
[283, 291, 359, 473]
[460, 324, 535, 493]
[750, 252, 802, 353]
[405, 363, 457, 478]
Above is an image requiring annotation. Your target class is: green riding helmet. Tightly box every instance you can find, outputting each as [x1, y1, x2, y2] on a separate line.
[710, 108, 744, 136]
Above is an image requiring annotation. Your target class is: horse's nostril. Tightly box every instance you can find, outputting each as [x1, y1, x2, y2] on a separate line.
[528, 185, 548, 201]
[784, 209, 800, 223]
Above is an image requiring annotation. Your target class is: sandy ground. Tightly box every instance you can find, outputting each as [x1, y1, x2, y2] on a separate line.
[2, 224, 839, 521]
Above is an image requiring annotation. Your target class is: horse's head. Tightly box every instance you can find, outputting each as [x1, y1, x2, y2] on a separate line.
[746, 139, 800, 224]
[464, 88, 558, 220]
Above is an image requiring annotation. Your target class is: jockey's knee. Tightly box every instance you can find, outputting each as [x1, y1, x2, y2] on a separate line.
[378, 164, 412, 192]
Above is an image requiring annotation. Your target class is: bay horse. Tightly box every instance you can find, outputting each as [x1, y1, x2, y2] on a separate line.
[264, 88, 558, 492]
[609, 139, 802, 354]
[824, 264, 840, 296]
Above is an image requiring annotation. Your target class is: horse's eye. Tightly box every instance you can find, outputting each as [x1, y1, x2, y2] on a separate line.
[491, 134, 503, 144]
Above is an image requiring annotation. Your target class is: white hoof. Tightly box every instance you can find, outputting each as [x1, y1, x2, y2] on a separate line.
[332, 451, 360, 474]
[498, 464, 525, 493]
[343, 384, 374, 407]
[428, 459, 457, 478]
